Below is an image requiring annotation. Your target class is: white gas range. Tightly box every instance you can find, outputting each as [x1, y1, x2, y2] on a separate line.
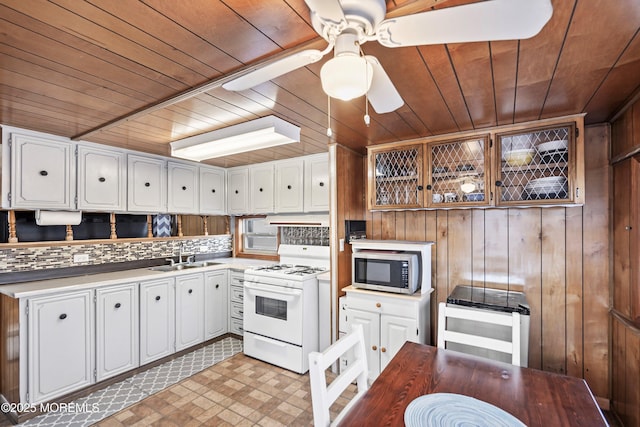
[243, 244, 329, 374]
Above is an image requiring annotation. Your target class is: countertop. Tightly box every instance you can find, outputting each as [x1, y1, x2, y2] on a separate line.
[0, 257, 274, 299]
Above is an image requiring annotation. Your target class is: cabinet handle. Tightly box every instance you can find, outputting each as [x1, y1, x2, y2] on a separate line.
[182, 186, 187, 191]
[115, 302, 121, 309]
[155, 295, 161, 301]
[372, 345, 377, 351]
[59, 313, 67, 320]
[495, 180, 503, 187]
[287, 185, 292, 190]
[417, 185, 424, 191]
[239, 310, 244, 315]
[381, 347, 387, 353]
[188, 289, 193, 294]
[98, 177, 106, 182]
[426, 184, 432, 190]
[211, 189, 216, 193]
[376, 302, 381, 308]
[145, 182, 151, 187]
[39, 170, 48, 176]
[319, 182, 325, 187]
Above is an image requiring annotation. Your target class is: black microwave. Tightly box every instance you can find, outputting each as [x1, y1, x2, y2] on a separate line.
[352, 250, 420, 294]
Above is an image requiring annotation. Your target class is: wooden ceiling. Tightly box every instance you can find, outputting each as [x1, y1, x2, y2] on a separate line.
[1, 0, 639, 168]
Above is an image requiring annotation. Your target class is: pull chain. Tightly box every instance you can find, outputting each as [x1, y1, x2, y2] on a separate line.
[362, 51, 370, 127]
[327, 95, 333, 137]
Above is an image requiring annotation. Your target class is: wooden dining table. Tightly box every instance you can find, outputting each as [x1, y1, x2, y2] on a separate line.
[339, 342, 608, 426]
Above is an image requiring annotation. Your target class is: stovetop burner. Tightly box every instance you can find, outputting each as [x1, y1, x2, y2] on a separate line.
[247, 263, 328, 280]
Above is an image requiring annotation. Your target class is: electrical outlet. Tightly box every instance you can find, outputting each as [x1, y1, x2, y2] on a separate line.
[339, 238, 345, 252]
[73, 253, 89, 263]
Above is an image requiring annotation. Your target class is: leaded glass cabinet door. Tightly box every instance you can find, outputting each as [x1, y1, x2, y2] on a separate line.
[496, 124, 576, 205]
[427, 136, 491, 207]
[369, 145, 423, 209]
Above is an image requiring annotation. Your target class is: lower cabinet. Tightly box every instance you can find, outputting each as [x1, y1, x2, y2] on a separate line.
[96, 283, 139, 381]
[343, 287, 431, 381]
[27, 290, 95, 405]
[175, 273, 205, 351]
[140, 278, 175, 365]
[205, 270, 228, 339]
[229, 271, 244, 335]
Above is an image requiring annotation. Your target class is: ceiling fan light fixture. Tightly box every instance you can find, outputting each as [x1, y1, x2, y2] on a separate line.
[321, 53, 373, 101]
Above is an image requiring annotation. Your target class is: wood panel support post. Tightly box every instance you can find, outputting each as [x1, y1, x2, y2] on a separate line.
[177, 215, 183, 237]
[7, 210, 18, 243]
[109, 212, 117, 239]
[65, 224, 73, 241]
[147, 215, 153, 238]
[202, 216, 209, 236]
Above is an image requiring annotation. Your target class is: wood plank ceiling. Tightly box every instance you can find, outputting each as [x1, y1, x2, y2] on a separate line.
[1, 0, 639, 168]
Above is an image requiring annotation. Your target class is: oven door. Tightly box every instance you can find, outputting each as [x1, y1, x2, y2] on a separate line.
[244, 281, 303, 345]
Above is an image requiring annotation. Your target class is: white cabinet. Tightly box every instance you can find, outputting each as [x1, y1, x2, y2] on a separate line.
[175, 273, 205, 351]
[304, 153, 329, 212]
[77, 145, 126, 211]
[96, 283, 139, 381]
[9, 132, 75, 210]
[228, 271, 244, 335]
[200, 166, 226, 215]
[167, 162, 199, 214]
[343, 287, 431, 381]
[140, 278, 175, 365]
[27, 290, 94, 404]
[127, 154, 167, 213]
[275, 158, 304, 212]
[249, 163, 275, 213]
[227, 167, 249, 215]
[204, 270, 228, 340]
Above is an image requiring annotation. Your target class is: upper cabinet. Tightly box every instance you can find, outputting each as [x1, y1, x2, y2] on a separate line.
[367, 116, 584, 210]
[275, 158, 304, 213]
[127, 154, 167, 213]
[304, 153, 329, 212]
[249, 163, 275, 214]
[167, 161, 198, 214]
[7, 132, 75, 210]
[77, 145, 126, 212]
[199, 166, 226, 215]
[227, 167, 249, 215]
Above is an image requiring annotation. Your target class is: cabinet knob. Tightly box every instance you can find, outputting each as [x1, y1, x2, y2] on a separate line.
[188, 289, 193, 294]
[98, 177, 106, 182]
[319, 182, 325, 187]
[145, 182, 151, 187]
[259, 188, 263, 192]
[372, 345, 378, 351]
[626, 226, 632, 230]
[59, 313, 67, 320]
[211, 189, 216, 193]
[417, 185, 424, 191]
[426, 184, 432, 190]
[287, 185, 292, 190]
[235, 190, 239, 194]
[155, 295, 161, 301]
[495, 180, 503, 187]
[39, 170, 48, 176]
[376, 302, 381, 308]
[381, 347, 387, 353]
[182, 186, 187, 191]
[216, 284, 220, 289]
[115, 302, 121, 309]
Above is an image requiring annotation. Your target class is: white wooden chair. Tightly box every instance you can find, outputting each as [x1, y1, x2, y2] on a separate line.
[308, 323, 369, 427]
[437, 301, 521, 366]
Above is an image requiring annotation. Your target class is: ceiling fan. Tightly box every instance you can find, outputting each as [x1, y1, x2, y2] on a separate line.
[222, 0, 553, 114]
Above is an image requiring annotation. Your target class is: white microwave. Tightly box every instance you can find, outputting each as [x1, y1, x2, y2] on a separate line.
[352, 250, 420, 294]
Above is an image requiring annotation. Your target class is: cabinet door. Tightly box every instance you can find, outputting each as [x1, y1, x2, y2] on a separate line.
[127, 154, 167, 213]
[227, 167, 249, 215]
[368, 145, 423, 210]
[304, 154, 329, 212]
[96, 283, 139, 381]
[77, 145, 126, 211]
[205, 270, 228, 339]
[275, 159, 304, 212]
[345, 307, 380, 380]
[380, 314, 417, 372]
[140, 278, 175, 364]
[10, 133, 75, 209]
[27, 290, 94, 404]
[250, 164, 274, 213]
[200, 166, 226, 214]
[175, 273, 205, 351]
[167, 162, 199, 214]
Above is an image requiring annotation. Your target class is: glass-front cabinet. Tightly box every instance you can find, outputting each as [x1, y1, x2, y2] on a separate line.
[495, 123, 577, 205]
[427, 135, 491, 207]
[368, 145, 423, 209]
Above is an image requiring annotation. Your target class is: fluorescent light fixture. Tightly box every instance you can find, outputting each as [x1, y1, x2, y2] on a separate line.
[170, 115, 300, 161]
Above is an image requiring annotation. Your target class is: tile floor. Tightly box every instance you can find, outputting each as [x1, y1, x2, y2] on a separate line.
[0, 337, 353, 427]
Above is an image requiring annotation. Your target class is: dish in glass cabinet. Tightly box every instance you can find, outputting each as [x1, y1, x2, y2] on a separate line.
[433, 166, 449, 174]
[463, 192, 485, 202]
[455, 164, 475, 172]
[404, 393, 526, 427]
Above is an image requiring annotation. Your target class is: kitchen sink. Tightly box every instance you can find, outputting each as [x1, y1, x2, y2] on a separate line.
[148, 260, 224, 272]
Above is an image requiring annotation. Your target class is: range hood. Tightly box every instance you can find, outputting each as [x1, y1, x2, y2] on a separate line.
[265, 214, 329, 227]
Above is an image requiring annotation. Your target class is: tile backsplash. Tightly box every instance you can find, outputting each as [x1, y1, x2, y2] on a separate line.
[0, 235, 232, 273]
[281, 227, 329, 246]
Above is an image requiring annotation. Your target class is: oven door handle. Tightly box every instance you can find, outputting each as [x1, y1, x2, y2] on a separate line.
[244, 282, 302, 300]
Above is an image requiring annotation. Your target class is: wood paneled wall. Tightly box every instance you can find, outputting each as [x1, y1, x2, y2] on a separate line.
[612, 313, 640, 426]
[180, 215, 228, 237]
[363, 125, 610, 400]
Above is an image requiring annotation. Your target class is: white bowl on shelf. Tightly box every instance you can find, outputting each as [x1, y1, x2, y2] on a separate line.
[503, 148, 534, 166]
[537, 139, 568, 153]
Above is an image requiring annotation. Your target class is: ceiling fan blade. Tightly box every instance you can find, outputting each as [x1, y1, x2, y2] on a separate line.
[377, 0, 553, 48]
[304, 0, 347, 28]
[365, 56, 404, 114]
[222, 49, 325, 91]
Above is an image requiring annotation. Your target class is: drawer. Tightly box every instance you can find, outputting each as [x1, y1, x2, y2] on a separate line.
[230, 273, 244, 287]
[229, 317, 243, 335]
[345, 292, 418, 318]
[230, 301, 243, 319]
[230, 286, 244, 303]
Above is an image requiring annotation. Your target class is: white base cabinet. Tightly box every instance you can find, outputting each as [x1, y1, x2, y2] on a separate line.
[343, 287, 431, 382]
[140, 278, 175, 365]
[205, 271, 228, 340]
[27, 290, 94, 405]
[175, 273, 205, 351]
[96, 283, 139, 382]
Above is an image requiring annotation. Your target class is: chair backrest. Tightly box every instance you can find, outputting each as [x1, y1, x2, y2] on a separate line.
[308, 323, 369, 427]
[437, 301, 521, 366]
